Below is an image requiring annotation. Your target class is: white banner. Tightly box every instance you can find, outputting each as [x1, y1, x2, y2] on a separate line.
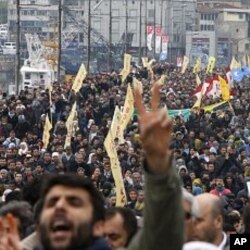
[155, 27, 162, 54]
[147, 26, 154, 51]
[161, 35, 169, 54]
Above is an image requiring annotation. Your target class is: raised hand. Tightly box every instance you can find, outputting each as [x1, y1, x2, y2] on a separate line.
[0, 214, 21, 250]
[134, 84, 172, 174]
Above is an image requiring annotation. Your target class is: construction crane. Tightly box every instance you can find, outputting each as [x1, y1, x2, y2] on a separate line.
[61, 5, 131, 72]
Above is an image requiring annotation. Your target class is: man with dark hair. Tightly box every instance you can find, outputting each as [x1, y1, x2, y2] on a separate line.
[104, 207, 138, 249]
[0, 201, 33, 239]
[37, 174, 108, 250]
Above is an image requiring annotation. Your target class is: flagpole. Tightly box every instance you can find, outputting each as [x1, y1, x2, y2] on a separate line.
[125, 0, 128, 53]
[139, 0, 142, 61]
[15, 0, 20, 95]
[153, 0, 156, 58]
[87, 0, 91, 72]
[109, 0, 112, 70]
[145, 0, 147, 57]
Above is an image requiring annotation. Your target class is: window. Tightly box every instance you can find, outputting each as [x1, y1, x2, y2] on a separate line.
[129, 10, 137, 18]
[25, 73, 31, 80]
[245, 43, 250, 50]
[174, 34, 180, 42]
[129, 21, 136, 32]
[148, 9, 154, 18]
[30, 10, 35, 16]
[113, 21, 120, 32]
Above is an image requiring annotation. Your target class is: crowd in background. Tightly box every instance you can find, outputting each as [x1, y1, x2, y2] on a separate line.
[0, 62, 250, 249]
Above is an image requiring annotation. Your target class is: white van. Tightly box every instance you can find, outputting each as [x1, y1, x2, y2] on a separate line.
[0, 26, 8, 37]
[2, 42, 16, 55]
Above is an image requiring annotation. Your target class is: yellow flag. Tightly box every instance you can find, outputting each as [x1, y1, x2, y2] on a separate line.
[230, 56, 241, 70]
[247, 55, 250, 67]
[219, 76, 230, 101]
[110, 156, 127, 206]
[111, 106, 124, 144]
[142, 57, 148, 68]
[72, 64, 87, 93]
[203, 101, 228, 112]
[206, 56, 216, 74]
[64, 102, 77, 148]
[242, 55, 247, 66]
[192, 83, 206, 110]
[196, 74, 201, 86]
[193, 57, 201, 74]
[120, 84, 134, 130]
[148, 63, 155, 82]
[45, 82, 53, 122]
[156, 75, 166, 86]
[120, 53, 132, 82]
[104, 130, 127, 206]
[181, 56, 189, 74]
[42, 114, 52, 148]
[141, 57, 155, 81]
[133, 77, 143, 94]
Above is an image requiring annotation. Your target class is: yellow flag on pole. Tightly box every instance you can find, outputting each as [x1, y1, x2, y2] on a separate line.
[64, 102, 77, 148]
[104, 130, 127, 207]
[192, 83, 207, 110]
[181, 56, 189, 74]
[196, 74, 201, 86]
[193, 57, 201, 74]
[230, 56, 241, 70]
[111, 106, 124, 144]
[247, 55, 250, 67]
[42, 114, 52, 149]
[104, 131, 116, 159]
[142, 57, 148, 68]
[72, 64, 87, 93]
[120, 84, 134, 130]
[120, 54, 132, 82]
[133, 77, 143, 94]
[242, 55, 247, 66]
[219, 76, 230, 101]
[203, 101, 228, 112]
[206, 56, 216, 74]
[156, 74, 166, 86]
[141, 57, 155, 81]
[110, 156, 127, 206]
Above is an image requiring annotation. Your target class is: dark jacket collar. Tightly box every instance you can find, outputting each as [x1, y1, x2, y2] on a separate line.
[34, 237, 111, 250]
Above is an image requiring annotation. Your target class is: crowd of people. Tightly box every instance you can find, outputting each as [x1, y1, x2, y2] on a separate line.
[0, 61, 250, 250]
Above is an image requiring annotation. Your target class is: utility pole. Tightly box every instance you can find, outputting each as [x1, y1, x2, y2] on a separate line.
[87, 0, 91, 72]
[109, 0, 112, 71]
[57, 0, 62, 82]
[160, 0, 163, 33]
[160, 0, 163, 57]
[125, 0, 128, 53]
[15, 0, 20, 95]
[144, 0, 147, 57]
[139, 0, 142, 61]
[153, 0, 156, 58]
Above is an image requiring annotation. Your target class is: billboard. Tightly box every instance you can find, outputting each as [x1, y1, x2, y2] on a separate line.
[190, 37, 210, 66]
[217, 38, 230, 67]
